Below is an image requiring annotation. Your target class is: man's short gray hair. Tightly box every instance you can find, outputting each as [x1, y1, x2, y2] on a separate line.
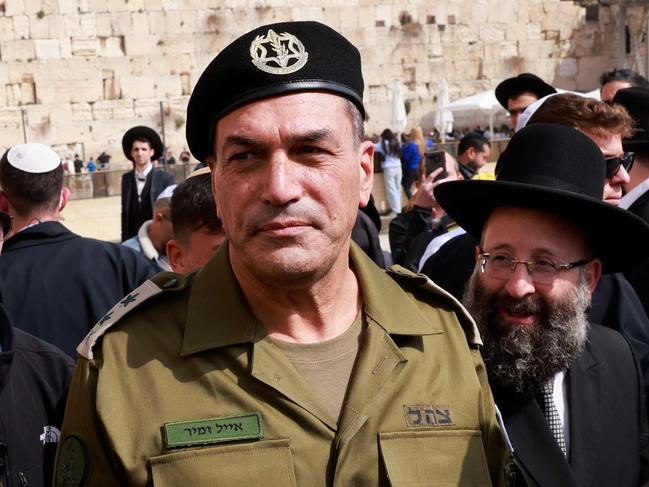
[345, 99, 365, 147]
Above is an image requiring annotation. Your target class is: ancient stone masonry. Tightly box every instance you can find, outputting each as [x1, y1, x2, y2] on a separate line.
[0, 0, 644, 163]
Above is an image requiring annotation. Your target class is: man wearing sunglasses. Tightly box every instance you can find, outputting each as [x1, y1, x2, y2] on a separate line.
[0, 144, 158, 357]
[614, 87, 649, 320]
[436, 123, 649, 486]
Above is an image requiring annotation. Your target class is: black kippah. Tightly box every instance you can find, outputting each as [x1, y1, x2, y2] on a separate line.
[186, 21, 365, 162]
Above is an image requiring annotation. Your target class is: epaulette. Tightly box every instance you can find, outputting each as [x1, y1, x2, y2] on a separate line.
[386, 265, 482, 346]
[77, 273, 188, 359]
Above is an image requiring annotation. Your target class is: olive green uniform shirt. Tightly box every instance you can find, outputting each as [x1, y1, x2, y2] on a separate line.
[55, 243, 508, 486]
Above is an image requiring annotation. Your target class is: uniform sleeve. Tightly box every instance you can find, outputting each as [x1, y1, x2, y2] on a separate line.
[471, 348, 509, 487]
[55, 357, 123, 486]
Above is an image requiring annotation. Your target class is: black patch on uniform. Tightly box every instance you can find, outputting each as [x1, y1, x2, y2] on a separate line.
[56, 435, 89, 487]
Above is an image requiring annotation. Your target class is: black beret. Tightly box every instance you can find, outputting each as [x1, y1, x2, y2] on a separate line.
[186, 21, 365, 162]
[495, 73, 556, 110]
[122, 126, 164, 163]
[613, 86, 649, 153]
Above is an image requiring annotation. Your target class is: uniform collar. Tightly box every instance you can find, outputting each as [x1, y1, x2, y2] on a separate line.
[180, 242, 441, 356]
[3, 221, 76, 252]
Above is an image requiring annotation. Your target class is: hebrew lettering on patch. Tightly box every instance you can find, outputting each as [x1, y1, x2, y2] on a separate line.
[403, 404, 454, 427]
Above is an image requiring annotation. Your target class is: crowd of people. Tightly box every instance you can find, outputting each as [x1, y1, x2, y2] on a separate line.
[1, 19, 649, 487]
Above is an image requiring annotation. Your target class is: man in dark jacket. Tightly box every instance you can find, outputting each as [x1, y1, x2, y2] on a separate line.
[0, 208, 73, 487]
[120, 126, 175, 242]
[436, 124, 649, 486]
[0, 143, 158, 356]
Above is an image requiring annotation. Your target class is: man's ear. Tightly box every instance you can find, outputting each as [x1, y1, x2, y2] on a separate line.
[358, 140, 374, 208]
[0, 193, 9, 213]
[59, 187, 71, 212]
[584, 259, 602, 293]
[166, 239, 185, 274]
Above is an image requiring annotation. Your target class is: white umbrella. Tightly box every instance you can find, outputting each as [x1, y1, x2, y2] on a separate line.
[391, 80, 407, 135]
[445, 90, 504, 137]
[434, 79, 454, 143]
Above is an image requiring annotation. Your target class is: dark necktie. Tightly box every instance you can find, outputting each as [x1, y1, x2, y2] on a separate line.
[537, 380, 567, 457]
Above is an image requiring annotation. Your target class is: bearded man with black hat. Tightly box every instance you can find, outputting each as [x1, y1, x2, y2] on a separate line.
[120, 126, 175, 242]
[495, 73, 556, 129]
[0, 143, 157, 357]
[56, 21, 508, 486]
[435, 123, 649, 487]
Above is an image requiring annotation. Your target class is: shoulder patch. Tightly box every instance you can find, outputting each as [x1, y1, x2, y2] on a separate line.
[55, 435, 89, 487]
[77, 280, 162, 360]
[387, 265, 482, 346]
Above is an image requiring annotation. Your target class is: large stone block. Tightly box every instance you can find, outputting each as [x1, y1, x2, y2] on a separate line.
[154, 75, 181, 97]
[13, 16, 30, 40]
[88, 0, 108, 12]
[71, 37, 99, 56]
[0, 40, 36, 61]
[110, 11, 133, 35]
[120, 74, 156, 99]
[96, 13, 112, 36]
[55, 77, 102, 102]
[72, 101, 93, 120]
[98, 36, 124, 56]
[133, 98, 160, 118]
[79, 13, 98, 37]
[35, 39, 61, 59]
[111, 99, 134, 118]
[479, 24, 506, 43]
[64, 13, 82, 36]
[92, 99, 113, 119]
[123, 34, 158, 56]
[23, 0, 45, 15]
[143, 0, 161, 10]
[339, 6, 359, 30]
[4, 0, 25, 17]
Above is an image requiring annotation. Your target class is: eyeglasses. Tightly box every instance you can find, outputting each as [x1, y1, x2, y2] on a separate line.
[605, 152, 634, 179]
[0, 211, 13, 241]
[478, 251, 591, 285]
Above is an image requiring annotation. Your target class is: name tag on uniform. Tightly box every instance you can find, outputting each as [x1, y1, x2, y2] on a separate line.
[163, 413, 263, 449]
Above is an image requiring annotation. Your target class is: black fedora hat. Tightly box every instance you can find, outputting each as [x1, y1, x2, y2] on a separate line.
[122, 126, 164, 163]
[434, 123, 649, 273]
[495, 73, 557, 110]
[186, 21, 365, 163]
[613, 86, 649, 153]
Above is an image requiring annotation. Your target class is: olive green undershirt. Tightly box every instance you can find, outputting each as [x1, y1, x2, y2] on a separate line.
[269, 313, 364, 424]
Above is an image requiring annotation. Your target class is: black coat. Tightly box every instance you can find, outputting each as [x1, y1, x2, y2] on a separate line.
[625, 189, 649, 317]
[0, 305, 73, 487]
[120, 167, 175, 242]
[496, 325, 649, 487]
[0, 222, 157, 356]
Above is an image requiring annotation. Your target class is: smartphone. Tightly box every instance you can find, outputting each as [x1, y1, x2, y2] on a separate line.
[425, 151, 448, 181]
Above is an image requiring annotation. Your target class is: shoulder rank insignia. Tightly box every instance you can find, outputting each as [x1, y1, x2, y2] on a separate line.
[77, 280, 162, 360]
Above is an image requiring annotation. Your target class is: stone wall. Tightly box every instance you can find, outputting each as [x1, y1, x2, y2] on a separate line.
[0, 0, 645, 165]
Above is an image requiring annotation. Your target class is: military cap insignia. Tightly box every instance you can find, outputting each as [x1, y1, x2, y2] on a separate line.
[250, 29, 308, 75]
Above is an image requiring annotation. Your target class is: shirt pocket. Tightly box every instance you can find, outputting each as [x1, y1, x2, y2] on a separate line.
[379, 429, 492, 487]
[150, 438, 298, 487]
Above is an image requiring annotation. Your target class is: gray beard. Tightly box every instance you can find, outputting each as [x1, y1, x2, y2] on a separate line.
[463, 269, 591, 394]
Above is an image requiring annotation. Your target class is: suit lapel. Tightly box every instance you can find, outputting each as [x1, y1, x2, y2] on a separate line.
[566, 339, 601, 486]
[494, 384, 579, 486]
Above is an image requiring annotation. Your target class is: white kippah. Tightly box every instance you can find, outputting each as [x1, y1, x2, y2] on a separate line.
[156, 184, 177, 201]
[6, 143, 61, 173]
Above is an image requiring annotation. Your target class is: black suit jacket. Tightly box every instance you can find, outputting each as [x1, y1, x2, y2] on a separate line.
[121, 167, 175, 242]
[495, 325, 649, 487]
[625, 188, 649, 317]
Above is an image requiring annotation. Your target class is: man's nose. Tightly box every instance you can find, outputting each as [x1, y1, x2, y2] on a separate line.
[503, 262, 536, 299]
[610, 165, 631, 185]
[260, 153, 303, 206]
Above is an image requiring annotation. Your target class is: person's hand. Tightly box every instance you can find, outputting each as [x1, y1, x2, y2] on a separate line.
[412, 166, 456, 217]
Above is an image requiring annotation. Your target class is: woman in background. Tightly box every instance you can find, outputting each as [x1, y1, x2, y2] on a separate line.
[374, 129, 402, 215]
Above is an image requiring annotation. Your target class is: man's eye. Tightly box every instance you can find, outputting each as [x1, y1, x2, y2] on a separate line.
[229, 151, 253, 161]
[491, 254, 511, 264]
[299, 145, 324, 154]
[534, 259, 556, 270]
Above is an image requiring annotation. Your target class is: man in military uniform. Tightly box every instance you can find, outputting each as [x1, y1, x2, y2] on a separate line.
[56, 22, 507, 486]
